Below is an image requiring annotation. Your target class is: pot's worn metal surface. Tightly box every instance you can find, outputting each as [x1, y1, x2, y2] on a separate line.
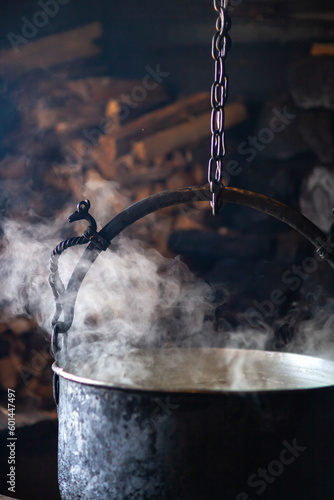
[54, 348, 334, 500]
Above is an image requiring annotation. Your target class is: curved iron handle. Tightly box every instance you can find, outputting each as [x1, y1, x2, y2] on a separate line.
[50, 185, 334, 360]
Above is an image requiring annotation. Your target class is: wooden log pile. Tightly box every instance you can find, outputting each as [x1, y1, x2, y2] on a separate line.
[0, 23, 248, 251]
[0, 22, 249, 410]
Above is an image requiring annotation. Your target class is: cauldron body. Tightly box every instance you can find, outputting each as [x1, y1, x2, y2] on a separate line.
[53, 348, 334, 500]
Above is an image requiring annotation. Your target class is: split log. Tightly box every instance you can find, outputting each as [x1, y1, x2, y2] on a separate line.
[90, 93, 210, 177]
[132, 101, 247, 162]
[68, 76, 169, 104]
[56, 113, 114, 136]
[132, 186, 154, 203]
[121, 166, 169, 185]
[100, 92, 210, 161]
[172, 216, 205, 232]
[58, 79, 173, 164]
[90, 136, 117, 179]
[12, 79, 108, 137]
[166, 168, 198, 190]
[118, 151, 189, 185]
[0, 22, 102, 80]
[110, 92, 210, 143]
[50, 55, 108, 81]
[33, 97, 106, 132]
[104, 100, 121, 131]
[171, 203, 206, 232]
[62, 83, 177, 174]
[105, 82, 172, 124]
[311, 43, 334, 56]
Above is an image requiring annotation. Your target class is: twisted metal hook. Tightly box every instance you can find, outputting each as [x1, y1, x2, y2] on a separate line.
[49, 199, 110, 355]
[49, 200, 97, 307]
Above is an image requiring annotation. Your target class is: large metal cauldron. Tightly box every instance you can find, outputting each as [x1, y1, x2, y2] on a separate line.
[50, 188, 334, 499]
[53, 348, 334, 500]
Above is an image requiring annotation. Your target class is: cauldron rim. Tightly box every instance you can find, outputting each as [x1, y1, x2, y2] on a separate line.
[52, 347, 334, 395]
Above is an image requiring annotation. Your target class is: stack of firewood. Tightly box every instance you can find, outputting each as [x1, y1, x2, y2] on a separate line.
[0, 22, 247, 253]
[0, 22, 248, 408]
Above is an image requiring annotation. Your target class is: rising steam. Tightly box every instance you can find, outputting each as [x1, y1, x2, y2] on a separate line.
[1, 178, 334, 389]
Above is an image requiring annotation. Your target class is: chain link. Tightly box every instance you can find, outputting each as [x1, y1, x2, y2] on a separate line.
[208, 0, 231, 215]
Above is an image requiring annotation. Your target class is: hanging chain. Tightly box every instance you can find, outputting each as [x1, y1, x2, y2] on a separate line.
[208, 0, 231, 215]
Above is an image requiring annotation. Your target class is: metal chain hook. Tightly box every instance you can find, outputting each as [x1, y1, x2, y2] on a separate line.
[208, 0, 231, 215]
